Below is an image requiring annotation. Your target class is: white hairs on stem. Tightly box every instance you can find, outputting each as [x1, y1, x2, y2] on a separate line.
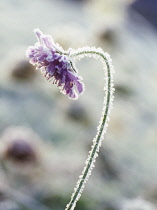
[65, 47, 115, 210]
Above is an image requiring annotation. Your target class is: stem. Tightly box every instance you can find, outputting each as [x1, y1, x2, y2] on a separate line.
[65, 47, 114, 210]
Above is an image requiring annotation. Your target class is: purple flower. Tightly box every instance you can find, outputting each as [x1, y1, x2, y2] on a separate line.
[26, 29, 84, 99]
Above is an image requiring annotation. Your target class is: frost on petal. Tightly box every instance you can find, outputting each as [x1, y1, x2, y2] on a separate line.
[26, 28, 85, 99]
[34, 28, 43, 43]
[69, 90, 77, 99]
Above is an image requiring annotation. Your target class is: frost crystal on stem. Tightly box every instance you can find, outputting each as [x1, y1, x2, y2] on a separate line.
[65, 47, 114, 210]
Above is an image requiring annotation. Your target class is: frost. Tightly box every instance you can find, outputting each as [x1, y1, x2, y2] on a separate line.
[65, 47, 115, 210]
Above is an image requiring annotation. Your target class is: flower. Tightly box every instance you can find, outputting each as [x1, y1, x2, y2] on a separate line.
[4, 139, 37, 163]
[1, 127, 38, 164]
[26, 29, 84, 99]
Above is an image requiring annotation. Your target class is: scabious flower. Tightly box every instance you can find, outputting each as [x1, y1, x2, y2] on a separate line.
[26, 29, 84, 99]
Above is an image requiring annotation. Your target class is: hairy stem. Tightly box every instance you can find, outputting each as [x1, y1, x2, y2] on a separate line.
[65, 47, 114, 210]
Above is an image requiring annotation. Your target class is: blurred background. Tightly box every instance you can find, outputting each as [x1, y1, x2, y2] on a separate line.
[0, 0, 157, 209]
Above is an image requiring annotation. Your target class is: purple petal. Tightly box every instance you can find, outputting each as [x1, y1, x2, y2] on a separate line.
[75, 80, 84, 93]
[41, 35, 55, 49]
[46, 62, 56, 76]
[34, 28, 43, 44]
[67, 71, 77, 80]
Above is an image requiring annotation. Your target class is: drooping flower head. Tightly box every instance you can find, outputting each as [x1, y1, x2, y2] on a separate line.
[26, 29, 84, 99]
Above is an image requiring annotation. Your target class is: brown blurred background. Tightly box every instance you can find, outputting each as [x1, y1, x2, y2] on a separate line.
[0, 0, 157, 209]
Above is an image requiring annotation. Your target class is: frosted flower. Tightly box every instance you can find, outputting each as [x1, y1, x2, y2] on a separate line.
[26, 29, 84, 99]
[26, 29, 115, 210]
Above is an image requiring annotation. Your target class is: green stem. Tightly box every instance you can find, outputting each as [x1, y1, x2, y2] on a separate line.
[65, 48, 114, 210]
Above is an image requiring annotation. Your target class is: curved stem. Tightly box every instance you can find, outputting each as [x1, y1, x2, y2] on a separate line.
[65, 47, 114, 210]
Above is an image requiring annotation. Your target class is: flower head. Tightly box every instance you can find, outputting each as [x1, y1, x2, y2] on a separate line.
[26, 29, 84, 99]
[1, 127, 38, 164]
